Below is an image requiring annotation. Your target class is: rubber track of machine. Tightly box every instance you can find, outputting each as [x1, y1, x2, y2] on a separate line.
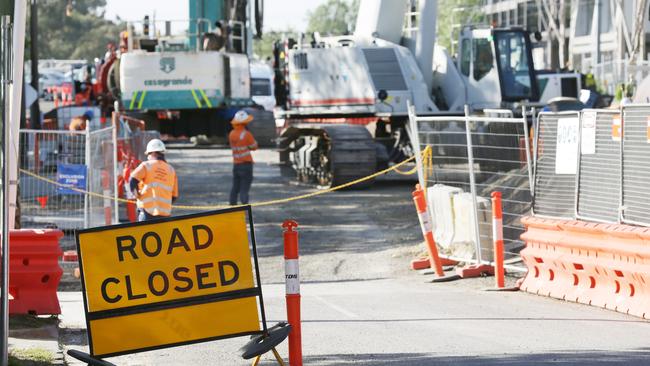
[322, 125, 377, 188]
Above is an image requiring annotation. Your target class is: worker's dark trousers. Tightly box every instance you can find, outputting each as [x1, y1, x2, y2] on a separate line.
[230, 163, 253, 205]
[137, 208, 157, 222]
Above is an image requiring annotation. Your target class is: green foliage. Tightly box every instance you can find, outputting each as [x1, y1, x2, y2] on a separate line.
[253, 0, 359, 60]
[436, 0, 484, 54]
[306, 0, 359, 36]
[8, 347, 54, 366]
[32, 0, 124, 61]
[253, 30, 295, 61]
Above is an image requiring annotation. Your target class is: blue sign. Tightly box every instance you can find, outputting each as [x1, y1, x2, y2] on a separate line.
[57, 163, 87, 195]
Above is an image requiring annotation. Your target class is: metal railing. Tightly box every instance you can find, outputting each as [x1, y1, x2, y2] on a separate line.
[19, 124, 118, 230]
[409, 105, 532, 269]
[532, 111, 580, 219]
[621, 104, 650, 226]
[575, 109, 621, 223]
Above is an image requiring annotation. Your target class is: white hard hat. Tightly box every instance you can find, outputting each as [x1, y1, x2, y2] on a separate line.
[145, 139, 166, 154]
[231, 110, 253, 125]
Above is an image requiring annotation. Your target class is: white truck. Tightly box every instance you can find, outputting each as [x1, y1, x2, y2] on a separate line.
[249, 61, 275, 111]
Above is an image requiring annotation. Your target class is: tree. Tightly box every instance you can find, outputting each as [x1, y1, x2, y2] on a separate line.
[306, 0, 359, 36]
[33, 0, 124, 61]
[253, 29, 296, 61]
[436, 0, 484, 55]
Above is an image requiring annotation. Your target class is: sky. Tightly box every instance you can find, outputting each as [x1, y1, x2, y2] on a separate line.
[103, 0, 328, 32]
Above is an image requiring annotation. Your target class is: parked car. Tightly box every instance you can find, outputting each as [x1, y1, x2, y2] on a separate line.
[38, 70, 66, 100]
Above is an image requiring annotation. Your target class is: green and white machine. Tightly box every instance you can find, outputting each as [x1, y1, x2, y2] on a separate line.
[115, 0, 260, 139]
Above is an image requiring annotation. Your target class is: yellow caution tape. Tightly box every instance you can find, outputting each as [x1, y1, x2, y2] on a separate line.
[393, 146, 432, 177]
[19, 146, 431, 211]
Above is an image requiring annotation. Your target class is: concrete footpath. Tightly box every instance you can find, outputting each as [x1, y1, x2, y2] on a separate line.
[8, 316, 64, 365]
[58, 276, 650, 365]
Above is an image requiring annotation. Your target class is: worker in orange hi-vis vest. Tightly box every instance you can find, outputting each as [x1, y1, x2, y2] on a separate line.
[68, 110, 94, 131]
[229, 110, 258, 205]
[129, 139, 179, 221]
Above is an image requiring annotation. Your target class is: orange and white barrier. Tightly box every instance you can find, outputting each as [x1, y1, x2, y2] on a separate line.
[412, 184, 445, 277]
[520, 216, 650, 318]
[491, 192, 505, 288]
[283, 220, 302, 366]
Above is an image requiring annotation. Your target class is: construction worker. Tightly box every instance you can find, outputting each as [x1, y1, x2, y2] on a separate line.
[229, 110, 258, 205]
[129, 139, 178, 221]
[68, 110, 93, 131]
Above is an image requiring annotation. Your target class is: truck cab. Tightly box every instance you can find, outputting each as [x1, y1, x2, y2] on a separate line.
[457, 27, 540, 109]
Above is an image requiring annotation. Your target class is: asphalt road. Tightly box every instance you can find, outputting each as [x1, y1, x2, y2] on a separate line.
[60, 147, 650, 365]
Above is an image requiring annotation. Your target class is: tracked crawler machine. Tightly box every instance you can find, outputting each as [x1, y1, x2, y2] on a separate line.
[274, 0, 544, 187]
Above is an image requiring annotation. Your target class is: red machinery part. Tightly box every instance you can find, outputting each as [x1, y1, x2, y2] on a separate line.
[8, 229, 64, 315]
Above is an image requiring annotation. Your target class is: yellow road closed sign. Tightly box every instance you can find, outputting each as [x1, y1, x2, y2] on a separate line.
[76, 207, 267, 357]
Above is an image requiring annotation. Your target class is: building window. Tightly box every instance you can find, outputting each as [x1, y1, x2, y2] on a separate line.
[527, 3, 539, 32]
[517, 3, 526, 27]
[575, 0, 595, 37]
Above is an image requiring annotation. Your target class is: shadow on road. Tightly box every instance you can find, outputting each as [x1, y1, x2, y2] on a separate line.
[304, 350, 650, 365]
[268, 316, 648, 325]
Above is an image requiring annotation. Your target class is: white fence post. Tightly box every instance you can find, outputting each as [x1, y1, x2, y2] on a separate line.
[112, 114, 119, 224]
[83, 124, 90, 228]
[463, 105, 483, 264]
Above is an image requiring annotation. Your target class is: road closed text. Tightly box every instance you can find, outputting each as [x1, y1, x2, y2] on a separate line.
[77, 211, 255, 312]
[76, 209, 263, 357]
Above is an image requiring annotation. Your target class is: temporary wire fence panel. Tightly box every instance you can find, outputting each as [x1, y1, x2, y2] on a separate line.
[470, 117, 533, 263]
[87, 127, 117, 228]
[621, 104, 650, 226]
[532, 111, 580, 219]
[19, 129, 88, 230]
[19, 126, 118, 230]
[415, 114, 532, 265]
[575, 109, 621, 223]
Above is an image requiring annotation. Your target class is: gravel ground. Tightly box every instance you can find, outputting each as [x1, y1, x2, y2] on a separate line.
[58, 146, 430, 291]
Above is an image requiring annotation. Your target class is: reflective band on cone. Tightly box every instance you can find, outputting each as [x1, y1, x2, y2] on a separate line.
[283, 220, 303, 366]
[285, 259, 299, 295]
[491, 191, 505, 288]
[412, 184, 445, 277]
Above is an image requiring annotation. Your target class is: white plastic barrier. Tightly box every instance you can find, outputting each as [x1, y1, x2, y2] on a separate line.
[452, 193, 493, 262]
[428, 184, 462, 249]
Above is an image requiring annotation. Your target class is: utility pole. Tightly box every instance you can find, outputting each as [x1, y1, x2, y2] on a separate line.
[595, 0, 601, 64]
[0, 16, 10, 366]
[29, 0, 39, 129]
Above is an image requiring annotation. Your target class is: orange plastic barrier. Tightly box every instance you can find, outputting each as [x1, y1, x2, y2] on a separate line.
[520, 216, 650, 318]
[410, 257, 458, 271]
[9, 229, 64, 315]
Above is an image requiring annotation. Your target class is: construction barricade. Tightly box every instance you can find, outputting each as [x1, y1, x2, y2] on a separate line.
[9, 229, 64, 315]
[520, 104, 650, 317]
[519, 216, 650, 318]
[19, 123, 118, 230]
[408, 105, 532, 272]
[575, 109, 621, 223]
[532, 111, 580, 219]
[621, 104, 650, 226]
[70, 206, 290, 364]
[113, 111, 160, 222]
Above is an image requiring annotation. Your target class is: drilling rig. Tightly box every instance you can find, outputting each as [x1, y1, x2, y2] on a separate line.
[273, 0, 543, 187]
